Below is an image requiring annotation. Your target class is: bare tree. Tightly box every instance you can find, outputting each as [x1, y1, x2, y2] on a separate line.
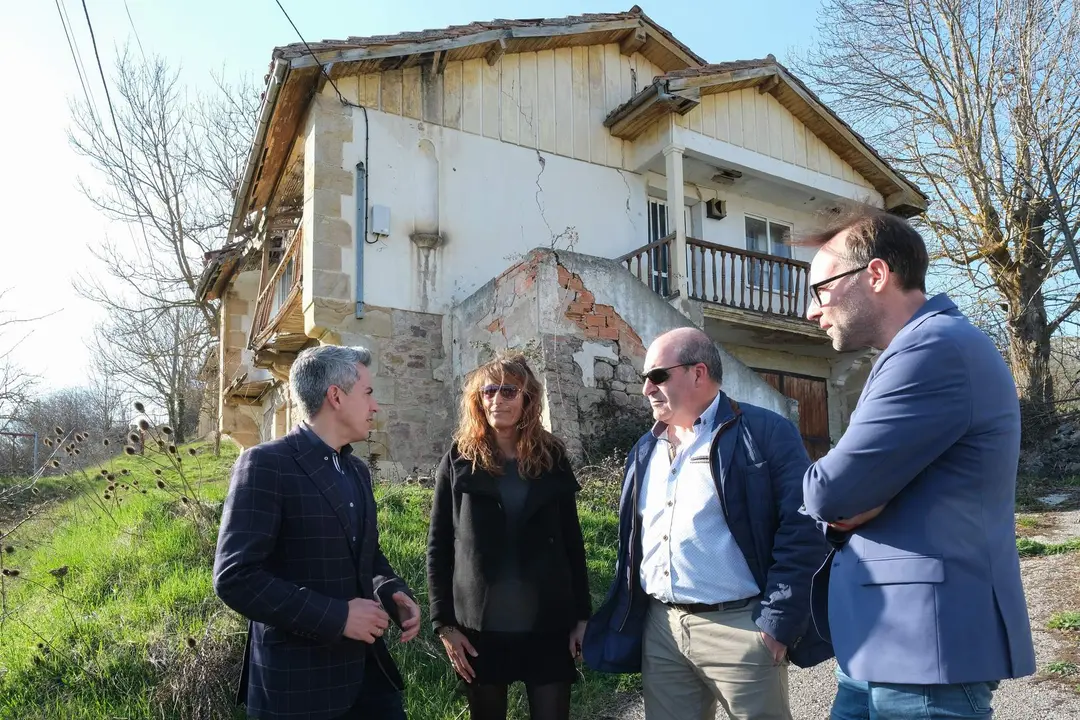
[0, 289, 42, 435]
[91, 302, 210, 443]
[68, 46, 259, 331]
[796, 0, 1080, 418]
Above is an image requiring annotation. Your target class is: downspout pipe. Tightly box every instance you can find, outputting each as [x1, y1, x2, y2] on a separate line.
[228, 58, 290, 240]
[355, 162, 367, 319]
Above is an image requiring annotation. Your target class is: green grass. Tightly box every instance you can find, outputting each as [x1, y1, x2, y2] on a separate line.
[1047, 661, 1080, 677]
[0, 445, 633, 719]
[1016, 537, 1080, 557]
[1049, 612, 1080, 632]
[0, 441, 243, 720]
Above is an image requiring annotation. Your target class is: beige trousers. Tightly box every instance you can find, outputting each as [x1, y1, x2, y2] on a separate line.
[642, 598, 792, 720]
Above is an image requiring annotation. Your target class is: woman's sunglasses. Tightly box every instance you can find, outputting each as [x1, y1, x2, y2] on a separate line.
[480, 384, 521, 400]
[641, 363, 696, 385]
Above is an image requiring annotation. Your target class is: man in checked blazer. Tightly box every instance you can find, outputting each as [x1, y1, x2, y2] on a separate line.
[214, 344, 421, 720]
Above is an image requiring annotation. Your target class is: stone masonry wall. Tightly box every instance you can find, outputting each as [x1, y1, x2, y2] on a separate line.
[316, 304, 452, 480]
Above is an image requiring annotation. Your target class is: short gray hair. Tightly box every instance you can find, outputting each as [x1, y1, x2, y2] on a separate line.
[675, 333, 724, 385]
[290, 345, 372, 419]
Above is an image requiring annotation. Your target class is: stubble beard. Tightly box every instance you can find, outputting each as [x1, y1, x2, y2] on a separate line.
[830, 292, 880, 353]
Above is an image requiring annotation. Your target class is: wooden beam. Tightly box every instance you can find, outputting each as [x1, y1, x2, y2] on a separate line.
[620, 27, 647, 56]
[665, 65, 776, 93]
[757, 74, 781, 95]
[289, 19, 644, 70]
[639, 26, 705, 71]
[431, 50, 444, 75]
[509, 19, 642, 38]
[485, 38, 507, 66]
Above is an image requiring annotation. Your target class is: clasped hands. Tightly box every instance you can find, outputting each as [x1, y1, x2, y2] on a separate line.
[827, 503, 886, 532]
[342, 592, 421, 644]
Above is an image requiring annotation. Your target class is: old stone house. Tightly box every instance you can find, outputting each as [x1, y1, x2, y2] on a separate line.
[196, 5, 926, 478]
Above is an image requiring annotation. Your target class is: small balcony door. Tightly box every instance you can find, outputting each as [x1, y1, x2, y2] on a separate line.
[745, 215, 793, 292]
[647, 199, 691, 296]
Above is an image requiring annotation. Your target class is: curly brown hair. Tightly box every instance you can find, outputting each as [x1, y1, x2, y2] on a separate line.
[453, 352, 566, 478]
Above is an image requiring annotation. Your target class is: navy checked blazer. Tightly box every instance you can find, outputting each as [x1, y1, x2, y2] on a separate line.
[213, 426, 415, 720]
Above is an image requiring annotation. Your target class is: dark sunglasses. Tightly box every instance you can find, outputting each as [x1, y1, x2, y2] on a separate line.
[480, 384, 521, 400]
[809, 265, 868, 306]
[641, 363, 697, 385]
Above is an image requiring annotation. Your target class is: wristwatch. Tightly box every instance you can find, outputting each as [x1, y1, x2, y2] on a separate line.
[436, 625, 457, 639]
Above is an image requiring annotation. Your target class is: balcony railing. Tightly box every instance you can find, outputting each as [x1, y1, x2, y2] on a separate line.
[617, 234, 677, 297]
[249, 229, 303, 348]
[618, 235, 813, 321]
[687, 238, 811, 319]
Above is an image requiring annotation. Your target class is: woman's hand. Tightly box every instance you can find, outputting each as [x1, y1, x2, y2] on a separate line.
[439, 627, 478, 683]
[568, 620, 587, 659]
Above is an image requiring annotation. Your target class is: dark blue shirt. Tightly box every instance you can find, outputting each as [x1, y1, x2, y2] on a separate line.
[299, 423, 365, 547]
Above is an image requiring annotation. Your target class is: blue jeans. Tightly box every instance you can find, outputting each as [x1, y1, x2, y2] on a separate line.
[831, 667, 999, 719]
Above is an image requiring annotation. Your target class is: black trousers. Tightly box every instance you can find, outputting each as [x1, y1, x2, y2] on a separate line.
[334, 662, 405, 720]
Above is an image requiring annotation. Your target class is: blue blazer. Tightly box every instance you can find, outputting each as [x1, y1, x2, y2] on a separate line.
[213, 427, 414, 720]
[582, 393, 833, 672]
[803, 294, 1036, 685]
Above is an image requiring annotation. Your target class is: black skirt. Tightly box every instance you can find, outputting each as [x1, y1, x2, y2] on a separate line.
[459, 628, 580, 686]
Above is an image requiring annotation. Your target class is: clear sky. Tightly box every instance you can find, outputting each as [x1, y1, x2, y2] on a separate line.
[0, 0, 821, 391]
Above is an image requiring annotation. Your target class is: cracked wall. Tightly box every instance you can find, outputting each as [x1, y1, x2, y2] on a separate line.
[338, 97, 647, 318]
[451, 247, 796, 462]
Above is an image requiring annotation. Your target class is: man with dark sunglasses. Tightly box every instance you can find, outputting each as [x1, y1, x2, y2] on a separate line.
[583, 327, 832, 720]
[799, 205, 1035, 719]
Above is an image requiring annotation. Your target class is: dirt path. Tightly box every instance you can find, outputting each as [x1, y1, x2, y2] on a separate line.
[605, 511, 1080, 720]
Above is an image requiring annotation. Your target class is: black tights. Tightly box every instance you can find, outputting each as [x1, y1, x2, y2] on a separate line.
[466, 681, 571, 720]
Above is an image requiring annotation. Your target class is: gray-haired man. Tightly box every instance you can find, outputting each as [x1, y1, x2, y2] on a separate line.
[214, 345, 420, 720]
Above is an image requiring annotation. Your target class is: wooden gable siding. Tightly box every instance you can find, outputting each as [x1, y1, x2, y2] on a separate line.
[344, 45, 665, 169]
[676, 88, 874, 190]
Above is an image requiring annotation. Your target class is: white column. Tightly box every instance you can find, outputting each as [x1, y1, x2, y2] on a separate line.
[664, 144, 687, 297]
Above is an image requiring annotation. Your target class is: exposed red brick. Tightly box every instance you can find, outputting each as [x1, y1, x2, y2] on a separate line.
[584, 327, 601, 338]
[577, 290, 595, 305]
[594, 304, 615, 316]
[585, 315, 606, 327]
[557, 265, 572, 286]
[568, 276, 585, 291]
[599, 326, 619, 340]
[567, 302, 591, 315]
[486, 318, 502, 333]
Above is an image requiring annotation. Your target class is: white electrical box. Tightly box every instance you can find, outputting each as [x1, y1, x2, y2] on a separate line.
[370, 205, 391, 236]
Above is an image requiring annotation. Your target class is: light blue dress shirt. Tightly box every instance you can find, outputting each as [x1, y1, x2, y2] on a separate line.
[638, 392, 760, 604]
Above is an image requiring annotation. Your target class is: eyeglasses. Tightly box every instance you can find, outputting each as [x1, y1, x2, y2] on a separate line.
[809, 265, 868, 306]
[641, 363, 697, 385]
[480, 384, 521, 400]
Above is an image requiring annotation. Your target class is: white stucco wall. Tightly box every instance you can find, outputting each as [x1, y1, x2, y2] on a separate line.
[341, 109, 649, 316]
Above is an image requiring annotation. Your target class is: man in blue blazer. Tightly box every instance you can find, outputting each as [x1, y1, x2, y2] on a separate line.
[583, 327, 832, 720]
[800, 206, 1036, 719]
[214, 345, 421, 720]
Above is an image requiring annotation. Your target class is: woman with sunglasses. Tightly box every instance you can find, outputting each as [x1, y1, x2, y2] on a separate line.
[426, 353, 591, 720]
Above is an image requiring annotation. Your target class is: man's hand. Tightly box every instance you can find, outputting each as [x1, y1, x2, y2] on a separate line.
[392, 591, 421, 643]
[342, 598, 390, 643]
[828, 503, 886, 532]
[761, 631, 787, 664]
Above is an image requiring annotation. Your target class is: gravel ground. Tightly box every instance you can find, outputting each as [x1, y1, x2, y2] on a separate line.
[606, 512, 1080, 719]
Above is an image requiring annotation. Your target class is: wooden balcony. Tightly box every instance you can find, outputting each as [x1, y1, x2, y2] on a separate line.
[248, 229, 307, 358]
[618, 234, 816, 325]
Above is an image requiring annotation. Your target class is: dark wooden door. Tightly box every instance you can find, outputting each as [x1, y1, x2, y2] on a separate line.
[753, 369, 831, 460]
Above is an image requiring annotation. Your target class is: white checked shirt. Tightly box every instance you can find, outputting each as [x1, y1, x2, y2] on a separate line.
[638, 392, 760, 604]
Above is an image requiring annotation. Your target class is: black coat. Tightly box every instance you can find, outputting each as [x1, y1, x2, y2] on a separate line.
[426, 444, 592, 634]
[213, 427, 414, 720]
